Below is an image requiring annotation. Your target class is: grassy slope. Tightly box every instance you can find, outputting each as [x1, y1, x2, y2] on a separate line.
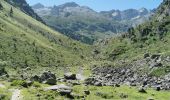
[0, 0, 93, 77]
[95, 0, 170, 76]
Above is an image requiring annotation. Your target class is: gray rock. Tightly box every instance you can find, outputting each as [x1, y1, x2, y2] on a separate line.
[40, 71, 56, 81]
[64, 72, 76, 80]
[147, 97, 154, 100]
[31, 71, 57, 85]
[138, 87, 147, 93]
[144, 53, 150, 58]
[45, 84, 72, 95]
[26, 81, 33, 86]
[30, 75, 41, 82]
[94, 82, 102, 86]
[40, 71, 56, 85]
[155, 85, 161, 91]
[42, 78, 56, 85]
[151, 54, 160, 59]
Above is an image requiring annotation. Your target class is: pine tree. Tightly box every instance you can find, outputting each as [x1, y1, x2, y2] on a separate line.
[0, 3, 3, 10]
[10, 7, 13, 16]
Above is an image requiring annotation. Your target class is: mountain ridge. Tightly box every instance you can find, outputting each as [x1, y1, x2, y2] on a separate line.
[32, 2, 153, 44]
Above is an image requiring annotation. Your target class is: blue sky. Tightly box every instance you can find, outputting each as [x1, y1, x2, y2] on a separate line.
[26, 0, 163, 12]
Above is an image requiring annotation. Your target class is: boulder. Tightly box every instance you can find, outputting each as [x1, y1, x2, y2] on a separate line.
[40, 71, 56, 85]
[67, 80, 81, 86]
[94, 81, 102, 86]
[155, 85, 161, 91]
[76, 74, 85, 80]
[115, 84, 120, 87]
[144, 53, 150, 58]
[138, 87, 147, 93]
[57, 78, 66, 82]
[30, 75, 41, 82]
[84, 77, 95, 85]
[45, 84, 72, 95]
[150, 62, 163, 68]
[31, 71, 57, 85]
[151, 54, 160, 59]
[26, 81, 33, 86]
[64, 73, 76, 80]
[42, 78, 57, 85]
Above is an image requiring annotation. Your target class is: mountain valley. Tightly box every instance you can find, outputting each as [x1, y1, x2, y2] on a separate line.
[0, 0, 170, 100]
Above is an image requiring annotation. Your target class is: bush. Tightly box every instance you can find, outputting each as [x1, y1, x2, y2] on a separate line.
[11, 80, 27, 87]
[95, 92, 114, 99]
[109, 46, 126, 60]
[32, 82, 41, 88]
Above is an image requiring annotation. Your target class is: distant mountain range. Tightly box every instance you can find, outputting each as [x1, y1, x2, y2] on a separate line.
[32, 2, 154, 44]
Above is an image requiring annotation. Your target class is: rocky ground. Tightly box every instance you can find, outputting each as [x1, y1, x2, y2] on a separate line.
[0, 53, 170, 99]
[85, 53, 170, 91]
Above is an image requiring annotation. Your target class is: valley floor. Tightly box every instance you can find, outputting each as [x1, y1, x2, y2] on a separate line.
[0, 80, 170, 100]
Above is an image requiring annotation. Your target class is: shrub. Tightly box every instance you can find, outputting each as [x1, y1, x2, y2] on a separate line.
[11, 80, 27, 87]
[32, 82, 41, 88]
[95, 92, 114, 99]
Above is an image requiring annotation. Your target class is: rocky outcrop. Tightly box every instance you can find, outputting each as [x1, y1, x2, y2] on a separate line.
[85, 54, 170, 90]
[64, 72, 76, 80]
[30, 71, 56, 85]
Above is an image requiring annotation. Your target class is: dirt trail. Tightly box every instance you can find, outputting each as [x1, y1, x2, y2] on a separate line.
[11, 89, 22, 100]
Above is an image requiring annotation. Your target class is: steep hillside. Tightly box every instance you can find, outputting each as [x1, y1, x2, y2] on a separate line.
[5, 0, 45, 24]
[0, 0, 92, 78]
[32, 2, 130, 44]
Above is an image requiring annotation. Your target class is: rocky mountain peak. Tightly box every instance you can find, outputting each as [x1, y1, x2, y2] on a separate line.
[32, 3, 45, 9]
[58, 2, 79, 8]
